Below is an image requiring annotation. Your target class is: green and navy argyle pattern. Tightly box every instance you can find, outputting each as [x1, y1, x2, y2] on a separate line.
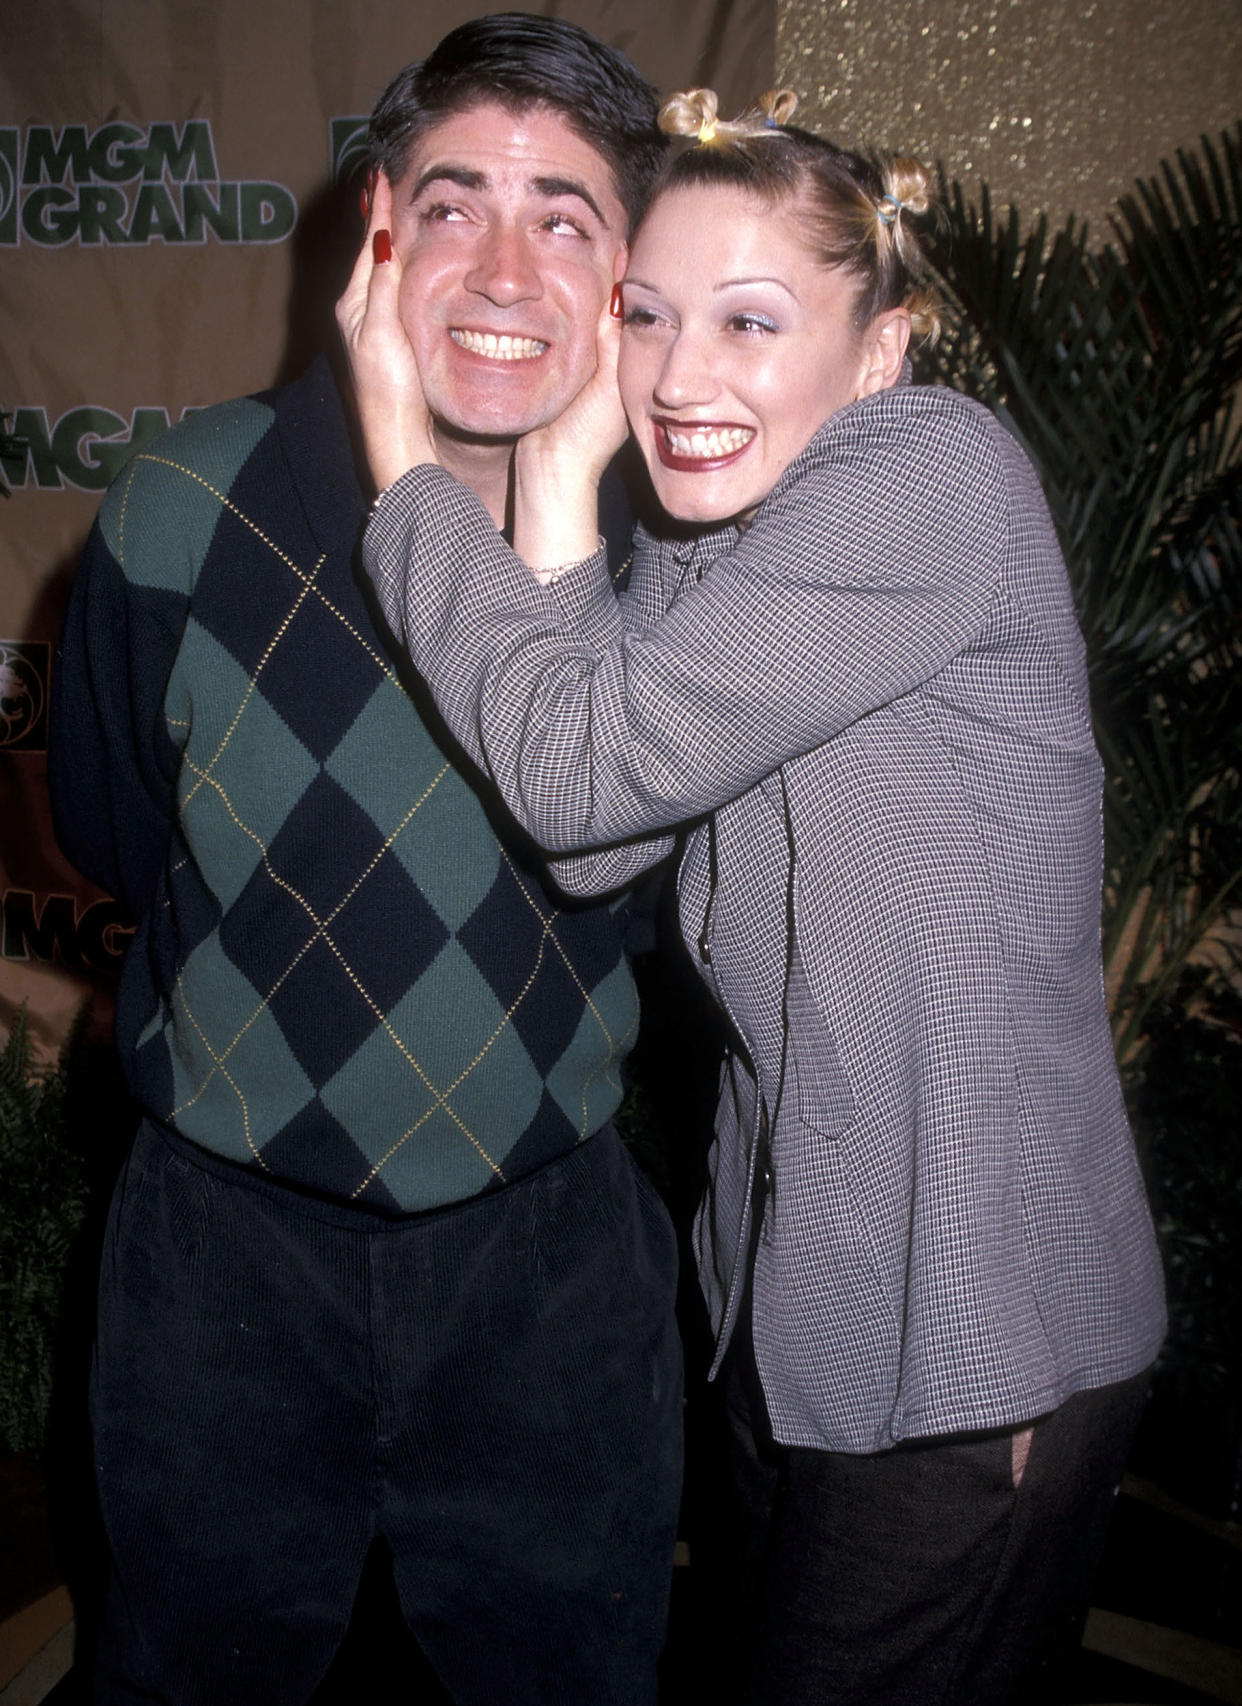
[67, 371, 639, 1212]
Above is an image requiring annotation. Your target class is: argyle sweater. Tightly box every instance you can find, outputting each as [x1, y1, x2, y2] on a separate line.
[49, 359, 640, 1212]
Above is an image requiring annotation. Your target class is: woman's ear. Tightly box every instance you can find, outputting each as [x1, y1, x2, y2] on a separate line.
[856, 307, 911, 399]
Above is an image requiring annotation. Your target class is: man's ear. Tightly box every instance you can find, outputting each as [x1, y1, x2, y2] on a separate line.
[856, 307, 911, 399]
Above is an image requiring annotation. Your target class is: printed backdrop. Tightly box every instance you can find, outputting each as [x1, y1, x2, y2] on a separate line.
[0, 1, 775, 1054]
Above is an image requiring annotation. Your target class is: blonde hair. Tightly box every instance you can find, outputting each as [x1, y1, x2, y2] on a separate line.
[651, 86, 941, 344]
[657, 86, 799, 146]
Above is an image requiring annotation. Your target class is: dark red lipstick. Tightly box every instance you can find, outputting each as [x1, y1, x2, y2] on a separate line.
[653, 419, 755, 473]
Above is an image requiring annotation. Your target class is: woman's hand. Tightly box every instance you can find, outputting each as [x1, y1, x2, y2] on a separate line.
[511, 293, 628, 571]
[335, 171, 437, 495]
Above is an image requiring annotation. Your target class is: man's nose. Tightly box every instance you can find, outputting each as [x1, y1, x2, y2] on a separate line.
[464, 222, 543, 306]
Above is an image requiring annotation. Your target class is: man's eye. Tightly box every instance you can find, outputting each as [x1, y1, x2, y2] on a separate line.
[539, 212, 588, 237]
[420, 202, 469, 224]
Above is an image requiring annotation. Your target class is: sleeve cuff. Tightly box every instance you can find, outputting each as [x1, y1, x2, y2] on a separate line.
[545, 543, 615, 629]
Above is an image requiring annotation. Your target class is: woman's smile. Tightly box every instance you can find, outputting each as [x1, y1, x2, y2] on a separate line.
[618, 182, 885, 525]
[653, 419, 756, 470]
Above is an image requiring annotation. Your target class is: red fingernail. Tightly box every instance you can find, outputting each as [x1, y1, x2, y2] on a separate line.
[373, 228, 392, 265]
[359, 183, 370, 220]
[609, 283, 624, 320]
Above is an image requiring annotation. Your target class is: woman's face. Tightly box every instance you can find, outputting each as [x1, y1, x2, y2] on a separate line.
[618, 182, 906, 526]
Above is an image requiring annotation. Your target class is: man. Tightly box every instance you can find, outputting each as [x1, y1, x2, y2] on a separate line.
[49, 17, 679, 1705]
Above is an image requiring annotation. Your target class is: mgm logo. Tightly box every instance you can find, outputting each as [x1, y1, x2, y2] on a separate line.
[1, 406, 197, 492]
[0, 640, 48, 752]
[0, 120, 296, 247]
[2, 890, 133, 974]
[330, 117, 370, 186]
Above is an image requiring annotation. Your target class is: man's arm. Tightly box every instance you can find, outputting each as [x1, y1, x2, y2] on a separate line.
[49, 499, 180, 916]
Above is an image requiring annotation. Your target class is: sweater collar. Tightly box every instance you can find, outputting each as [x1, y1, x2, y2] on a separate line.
[268, 355, 367, 561]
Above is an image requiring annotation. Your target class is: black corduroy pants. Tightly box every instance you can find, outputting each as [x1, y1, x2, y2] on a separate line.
[89, 1121, 683, 1706]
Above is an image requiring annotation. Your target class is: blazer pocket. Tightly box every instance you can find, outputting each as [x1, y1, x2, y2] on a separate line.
[793, 1031, 856, 1140]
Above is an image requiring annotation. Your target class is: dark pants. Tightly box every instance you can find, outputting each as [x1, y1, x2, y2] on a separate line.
[724, 1304, 1149, 1706]
[90, 1121, 683, 1706]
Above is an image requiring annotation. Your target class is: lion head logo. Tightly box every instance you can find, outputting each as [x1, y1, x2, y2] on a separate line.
[0, 645, 44, 748]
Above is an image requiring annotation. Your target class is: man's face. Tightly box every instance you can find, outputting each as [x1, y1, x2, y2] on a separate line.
[388, 101, 629, 444]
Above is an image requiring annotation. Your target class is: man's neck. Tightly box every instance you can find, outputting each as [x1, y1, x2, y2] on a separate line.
[433, 428, 514, 530]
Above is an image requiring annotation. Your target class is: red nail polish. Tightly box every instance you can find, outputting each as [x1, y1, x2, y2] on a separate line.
[609, 283, 624, 320]
[372, 228, 392, 266]
[359, 183, 370, 221]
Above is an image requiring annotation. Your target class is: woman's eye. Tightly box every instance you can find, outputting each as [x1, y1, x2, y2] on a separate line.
[622, 306, 665, 330]
[727, 312, 779, 335]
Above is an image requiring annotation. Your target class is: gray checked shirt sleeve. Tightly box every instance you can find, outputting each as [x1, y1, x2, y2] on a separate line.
[363, 385, 1010, 855]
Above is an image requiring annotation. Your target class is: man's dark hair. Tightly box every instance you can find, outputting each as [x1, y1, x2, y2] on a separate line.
[367, 13, 664, 234]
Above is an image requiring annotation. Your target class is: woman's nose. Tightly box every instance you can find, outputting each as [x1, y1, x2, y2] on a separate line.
[651, 331, 717, 409]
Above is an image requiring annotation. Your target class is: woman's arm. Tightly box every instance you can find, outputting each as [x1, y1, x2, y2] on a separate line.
[337, 194, 671, 886]
[510, 300, 629, 574]
[335, 174, 439, 492]
[521, 530, 679, 889]
[363, 387, 1012, 853]
[546, 836, 674, 898]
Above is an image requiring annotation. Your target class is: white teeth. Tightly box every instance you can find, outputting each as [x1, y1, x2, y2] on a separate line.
[664, 425, 755, 458]
[450, 329, 547, 359]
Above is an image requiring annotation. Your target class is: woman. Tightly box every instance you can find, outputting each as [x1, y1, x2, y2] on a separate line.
[341, 89, 1165, 1703]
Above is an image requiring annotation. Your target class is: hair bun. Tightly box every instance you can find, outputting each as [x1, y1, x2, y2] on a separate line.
[658, 88, 719, 141]
[885, 157, 934, 219]
[658, 86, 800, 148]
[756, 88, 798, 128]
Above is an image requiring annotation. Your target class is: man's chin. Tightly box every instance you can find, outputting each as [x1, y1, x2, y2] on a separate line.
[432, 416, 531, 450]
[425, 374, 578, 451]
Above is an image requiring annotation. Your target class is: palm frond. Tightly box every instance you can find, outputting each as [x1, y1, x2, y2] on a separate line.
[921, 125, 1242, 1061]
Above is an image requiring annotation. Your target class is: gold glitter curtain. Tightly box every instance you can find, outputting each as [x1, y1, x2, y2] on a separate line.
[776, 0, 1242, 234]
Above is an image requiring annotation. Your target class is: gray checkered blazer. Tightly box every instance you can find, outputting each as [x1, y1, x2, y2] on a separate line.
[365, 379, 1165, 1453]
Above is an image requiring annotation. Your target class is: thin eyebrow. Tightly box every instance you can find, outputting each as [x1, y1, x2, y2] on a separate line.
[622, 276, 799, 300]
[715, 276, 800, 300]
